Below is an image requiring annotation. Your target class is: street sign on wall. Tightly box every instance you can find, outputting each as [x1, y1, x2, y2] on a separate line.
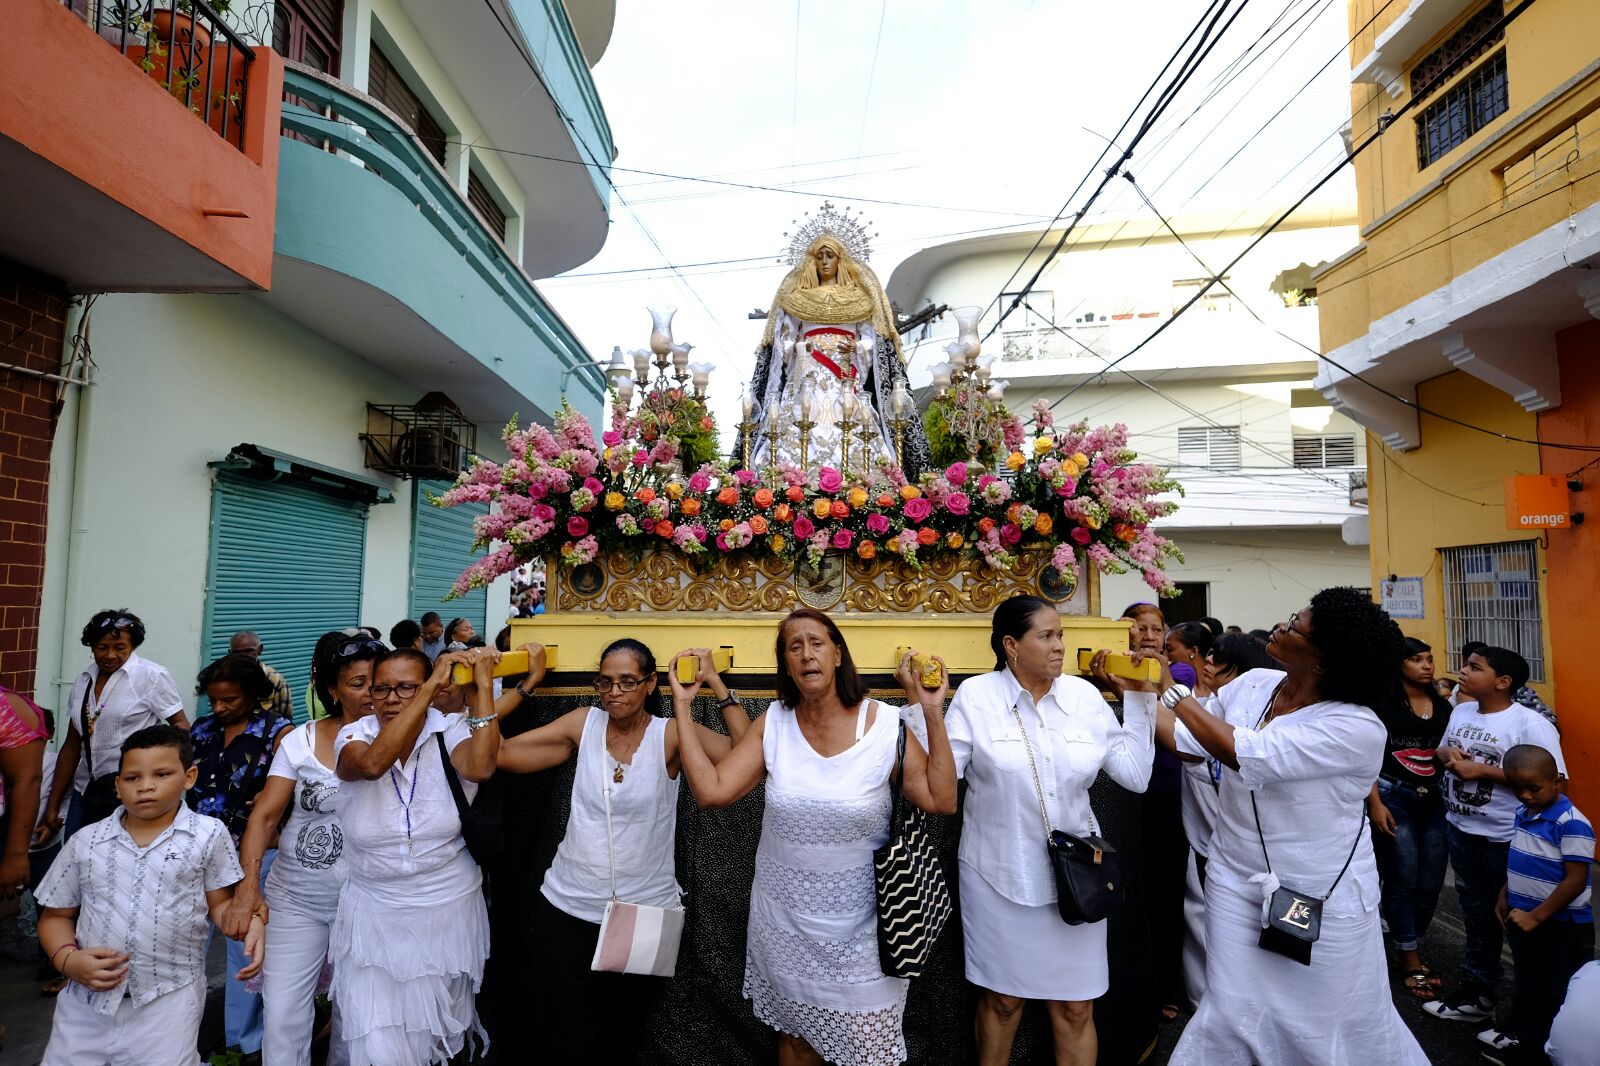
[1380, 576, 1426, 619]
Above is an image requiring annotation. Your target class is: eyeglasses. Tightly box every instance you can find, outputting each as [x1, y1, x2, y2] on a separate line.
[370, 682, 422, 699]
[335, 638, 387, 658]
[592, 677, 646, 693]
[1284, 611, 1311, 638]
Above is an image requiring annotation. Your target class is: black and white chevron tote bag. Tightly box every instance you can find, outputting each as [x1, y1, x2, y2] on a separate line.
[873, 720, 953, 978]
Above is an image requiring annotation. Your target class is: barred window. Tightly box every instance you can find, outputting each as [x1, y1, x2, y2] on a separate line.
[1177, 426, 1241, 470]
[1442, 541, 1544, 681]
[1416, 50, 1508, 169]
[1292, 433, 1357, 468]
[1409, 1, 1504, 103]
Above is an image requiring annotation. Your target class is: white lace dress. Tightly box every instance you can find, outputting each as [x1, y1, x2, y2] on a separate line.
[744, 700, 906, 1066]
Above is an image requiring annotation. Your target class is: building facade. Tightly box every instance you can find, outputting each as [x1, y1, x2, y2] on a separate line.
[1316, 0, 1599, 809]
[2, 0, 617, 720]
[888, 208, 1371, 628]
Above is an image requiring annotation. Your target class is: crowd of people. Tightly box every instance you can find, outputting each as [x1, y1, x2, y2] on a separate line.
[0, 592, 1590, 1066]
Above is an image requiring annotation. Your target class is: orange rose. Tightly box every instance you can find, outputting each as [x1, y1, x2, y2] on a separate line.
[876, 493, 895, 508]
[716, 486, 739, 506]
[786, 485, 806, 503]
[978, 517, 997, 535]
[813, 498, 833, 519]
[1006, 503, 1023, 525]
[749, 514, 770, 535]
[1033, 513, 1053, 536]
[848, 486, 869, 509]
[680, 498, 702, 517]
[769, 534, 786, 553]
[774, 503, 793, 524]
[637, 487, 657, 504]
[857, 540, 878, 560]
[720, 518, 735, 532]
[945, 531, 965, 549]
[830, 499, 850, 520]
[917, 526, 939, 546]
[1116, 524, 1137, 543]
[899, 485, 922, 501]
[753, 488, 775, 509]
[655, 519, 674, 537]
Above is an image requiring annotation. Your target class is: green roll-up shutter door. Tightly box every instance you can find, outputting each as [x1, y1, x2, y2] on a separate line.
[202, 475, 369, 723]
[410, 480, 487, 634]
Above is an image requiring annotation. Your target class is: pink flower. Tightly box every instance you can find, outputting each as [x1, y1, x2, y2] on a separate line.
[1070, 526, 1092, 546]
[531, 504, 556, 524]
[715, 533, 731, 551]
[793, 516, 815, 540]
[945, 491, 971, 516]
[1000, 523, 1023, 547]
[1056, 478, 1079, 498]
[567, 516, 588, 538]
[688, 472, 712, 495]
[526, 482, 549, 501]
[832, 529, 855, 550]
[583, 477, 604, 496]
[817, 467, 843, 494]
[735, 468, 759, 487]
[602, 430, 622, 447]
[1050, 542, 1076, 573]
[866, 513, 891, 536]
[902, 497, 933, 523]
[632, 449, 649, 467]
[548, 469, 572, 493]
[944, 462, 968, 486]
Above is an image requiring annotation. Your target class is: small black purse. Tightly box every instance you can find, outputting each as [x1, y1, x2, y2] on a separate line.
[436, 733, 506, 869]
[1011, 702, 1123, 926]
[1251, 794, 1364, 966]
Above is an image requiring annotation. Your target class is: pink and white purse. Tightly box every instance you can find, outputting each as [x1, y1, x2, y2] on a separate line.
[590, 782, 686, 977]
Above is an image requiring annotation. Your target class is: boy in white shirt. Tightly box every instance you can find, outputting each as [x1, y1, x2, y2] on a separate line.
[1425, 647, 1565, 1026]
[34, 724, 264, 1066]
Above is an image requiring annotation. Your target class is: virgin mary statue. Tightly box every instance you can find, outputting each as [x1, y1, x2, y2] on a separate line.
[744, 206, 931, 476]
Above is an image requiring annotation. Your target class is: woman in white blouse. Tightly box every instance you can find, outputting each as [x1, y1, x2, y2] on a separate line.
[946, 595, 1156, 1066]
[1164, 587, 1428, 1065]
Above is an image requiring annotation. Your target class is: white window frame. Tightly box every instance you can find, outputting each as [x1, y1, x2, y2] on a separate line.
[1177, 425, 1242, 470]
[1292, 433, 1358, 468]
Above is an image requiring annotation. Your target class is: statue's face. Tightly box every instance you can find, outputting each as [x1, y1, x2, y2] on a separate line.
[814, 245, 839, 282]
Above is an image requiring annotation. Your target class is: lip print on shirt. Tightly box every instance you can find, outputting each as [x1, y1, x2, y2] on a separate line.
[1392, 748, 1438, 777]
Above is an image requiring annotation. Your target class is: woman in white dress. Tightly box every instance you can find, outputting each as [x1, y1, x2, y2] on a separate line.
[671, 608, 957, 1066]
[332, 646, 504, 1066]
[1164, 587, 1429, 1065]
[494, 639, 748, 1064]
[947, 595, 1156, 1066]
[223, 633, 385, 1066]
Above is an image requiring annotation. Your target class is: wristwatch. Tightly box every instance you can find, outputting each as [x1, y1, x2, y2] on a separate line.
[1160, 683, 1193, 710]
[514, 679, 537, 701]
[716, 690, 741, 709]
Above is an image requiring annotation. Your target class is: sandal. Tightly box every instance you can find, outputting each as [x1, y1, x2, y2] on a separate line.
[1404, 970, 1441, 999]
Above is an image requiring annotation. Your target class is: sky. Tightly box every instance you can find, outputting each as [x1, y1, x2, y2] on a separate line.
[540, 0, 1361, 429]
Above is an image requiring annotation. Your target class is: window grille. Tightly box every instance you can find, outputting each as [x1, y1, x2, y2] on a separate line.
[1292, 433, 1357, 468]
[467, 170, 507, 241]
[1409, 1, 1504, 103]
[1177, 426, 1241, 469]
[1441, 540, 1544, 681]
[1416, 50, 1508, 169]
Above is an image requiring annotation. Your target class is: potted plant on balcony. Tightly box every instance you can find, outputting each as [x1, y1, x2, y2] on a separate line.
[125, 1, 245, 146]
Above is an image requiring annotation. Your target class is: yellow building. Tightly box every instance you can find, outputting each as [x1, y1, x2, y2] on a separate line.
[1316, 0, 1600, 809]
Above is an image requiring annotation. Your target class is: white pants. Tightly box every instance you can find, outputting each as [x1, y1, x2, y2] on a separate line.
[42, 979, 205, 1066]
[263, 904, 347, 1066]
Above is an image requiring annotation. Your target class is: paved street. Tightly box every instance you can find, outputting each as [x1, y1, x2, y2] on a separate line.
[0, 879, 1531, 1065]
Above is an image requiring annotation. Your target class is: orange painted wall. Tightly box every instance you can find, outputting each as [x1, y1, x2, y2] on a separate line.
[1540, 319, 1600, 816]
[0, 0, 281, 289]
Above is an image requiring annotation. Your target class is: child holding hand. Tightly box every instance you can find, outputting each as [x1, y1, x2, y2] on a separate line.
[35, 724, 263, 1066]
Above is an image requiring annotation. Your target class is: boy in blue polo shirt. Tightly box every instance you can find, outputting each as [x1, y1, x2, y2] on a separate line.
[1481, 745, 1595, 1065]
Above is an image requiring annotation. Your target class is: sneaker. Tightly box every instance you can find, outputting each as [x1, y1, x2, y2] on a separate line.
[1424, 990, 1494, 1022]
[1477, 1028, 1519, 1051]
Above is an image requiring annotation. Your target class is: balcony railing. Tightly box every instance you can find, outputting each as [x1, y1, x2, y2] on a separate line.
[66, 0, 254, 149]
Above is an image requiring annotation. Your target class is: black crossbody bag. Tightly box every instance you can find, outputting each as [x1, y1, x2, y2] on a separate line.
[1251, 794, 1365, 966]
[1010, 701, 1122, 925]
[436, 733, 505, 868]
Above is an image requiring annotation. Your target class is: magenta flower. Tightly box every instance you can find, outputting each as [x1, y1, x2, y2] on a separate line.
[902, 497, 933, 523]
[531, 504, 556, 524]
[567, 516, 589, 538]
[632, 449, 649, 467]
[793, 516, 816, 540]
[583, 477, 604, 496]
[715, 533, 731, 551]
[1056, 478, 1079, 498]
[832, 529, 855, 550]
[1070, 526, 1092, 546]
[688, 472, 712, 495]
[817, 466, 843, 494]
[602, 430, 622, 447]
[734, 468, 758, 487]
[944, 461, 968, 486]
[1000, 523, 1023, 547]
[866, 513, 891, 536]
[945, 491, 971, 516]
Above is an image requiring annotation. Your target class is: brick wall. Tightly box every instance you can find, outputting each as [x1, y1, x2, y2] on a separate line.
[0, 259, 66, 695]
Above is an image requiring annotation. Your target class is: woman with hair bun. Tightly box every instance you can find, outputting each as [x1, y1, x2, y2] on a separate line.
[949, 595, 1157, 1066]
[1166, 587, 1428, 1064]
[495, 639, 748, 1065]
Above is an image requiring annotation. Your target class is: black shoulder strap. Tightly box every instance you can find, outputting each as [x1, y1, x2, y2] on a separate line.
[889, 717, 908, 824]
[80, 682, 94, 774]
[1252, 791, 1368, 901]
[435, 731, 471, 820]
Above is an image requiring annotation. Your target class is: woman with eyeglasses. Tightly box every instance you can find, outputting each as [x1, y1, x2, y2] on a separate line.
[220, 633, 385, 1066]
[332, 645, 517, 1066]
[1163, 589, 1427, 1065]
[493, 639, 748, 1065]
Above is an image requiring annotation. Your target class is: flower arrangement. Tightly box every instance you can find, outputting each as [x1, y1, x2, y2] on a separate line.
[440, 397, 1183, 597]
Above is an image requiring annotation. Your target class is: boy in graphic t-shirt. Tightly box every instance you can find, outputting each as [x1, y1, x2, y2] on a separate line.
[1425, 647, 1565, 1026]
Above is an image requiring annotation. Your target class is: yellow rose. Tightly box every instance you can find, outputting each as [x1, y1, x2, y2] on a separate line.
[849, 486, 869, 509]
[1060, 459, 1081, 479]
[1072, 452, 1089, 467]
[1085, 514, 1102, 531]
[604, 491, 626, 511]
[769, 534, 785, 553]
[1006, 451, 1026, 471]
[900, 485, 922, 501]
[665, 481, 685, 500]
[603, 447, 614, 461]
[812, 497, 833, 519]
[945, 531, 965, 549]
[1034, 436, 1054, 455]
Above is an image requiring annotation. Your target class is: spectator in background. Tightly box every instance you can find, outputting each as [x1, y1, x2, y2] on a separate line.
[445, 618, 479, 648]
[0, 687, 48, 899]
[1198, 617, 1224, 640]
[1452, 640, 1557, 727]
[389, 619, 423, 653]
[419, 613, 445, 661]
[1124, 603, 1165, 658]
[1224, 625, 1243, 635]
[230, 631, 295, 726]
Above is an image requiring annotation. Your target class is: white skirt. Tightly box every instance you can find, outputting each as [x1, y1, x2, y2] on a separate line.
[959, 861, 1109, 1001]
[330, 878, 490, 1066]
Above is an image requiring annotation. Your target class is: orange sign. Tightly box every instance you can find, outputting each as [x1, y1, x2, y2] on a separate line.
[1504, 475, 1570, 530]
